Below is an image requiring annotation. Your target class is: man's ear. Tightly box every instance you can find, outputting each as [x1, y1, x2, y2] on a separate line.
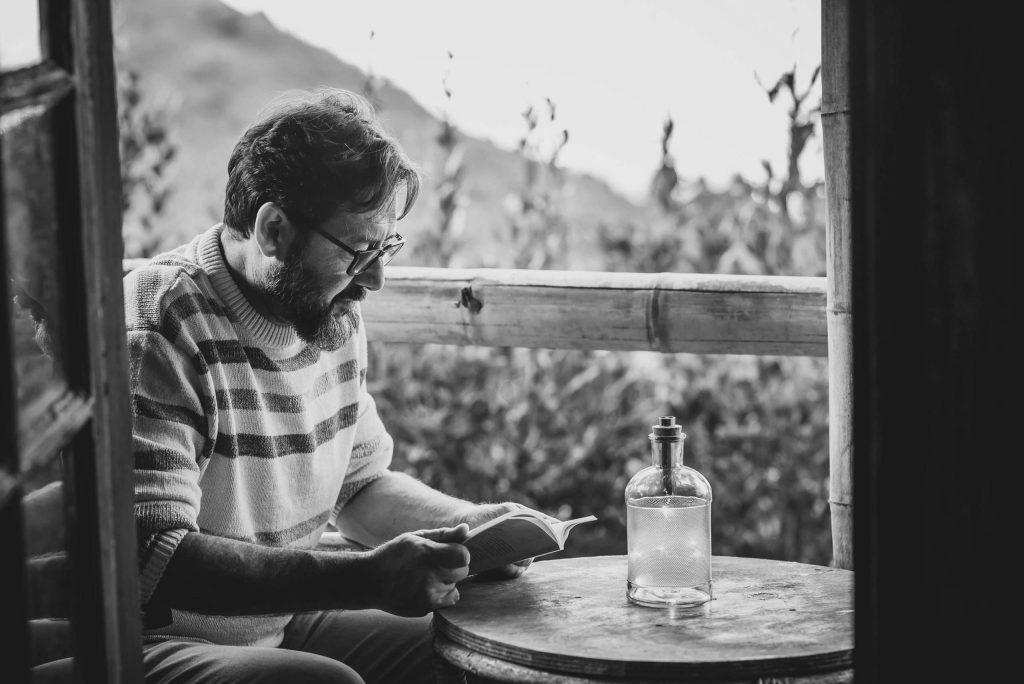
[253, 202, 297, 259]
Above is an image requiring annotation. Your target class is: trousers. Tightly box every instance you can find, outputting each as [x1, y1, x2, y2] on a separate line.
[32, 609, 435, 684]
[143, 609, 435, 684]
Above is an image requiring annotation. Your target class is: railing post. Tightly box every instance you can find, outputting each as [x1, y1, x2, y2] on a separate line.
[821, 0, 854, 569]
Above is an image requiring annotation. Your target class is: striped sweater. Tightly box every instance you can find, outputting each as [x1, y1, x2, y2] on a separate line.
[125, 224, 392, 647]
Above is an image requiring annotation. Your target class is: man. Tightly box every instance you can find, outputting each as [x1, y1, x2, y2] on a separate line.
[127, 88, 529, 684]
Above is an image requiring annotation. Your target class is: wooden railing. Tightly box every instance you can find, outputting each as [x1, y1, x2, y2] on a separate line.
[122, 261, 827, 357]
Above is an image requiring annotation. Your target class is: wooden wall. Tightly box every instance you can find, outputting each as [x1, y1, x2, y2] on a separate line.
[851, 1, 1013, 679]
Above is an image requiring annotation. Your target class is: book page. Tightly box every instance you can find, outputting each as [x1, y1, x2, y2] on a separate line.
[550, 515, 598, 544]
[462, 510, 598, 575]
[464, 517, 561, 575]
[462, 508, 554, 540]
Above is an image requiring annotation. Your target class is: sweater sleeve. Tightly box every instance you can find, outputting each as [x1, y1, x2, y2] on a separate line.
[129, 327, 208, 603]
[126, 278, 214, 604]
[332, 318, 393, 518]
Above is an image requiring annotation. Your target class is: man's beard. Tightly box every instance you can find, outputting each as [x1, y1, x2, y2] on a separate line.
[263, 244, 367, 349]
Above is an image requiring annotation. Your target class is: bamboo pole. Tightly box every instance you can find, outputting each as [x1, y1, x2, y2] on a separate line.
[364, 268, 827, 356]
[821, 0, 854, 569]
[123, 262, 828, 356]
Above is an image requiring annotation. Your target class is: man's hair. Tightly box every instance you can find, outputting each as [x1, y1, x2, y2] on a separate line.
[223, 88, 419, 236]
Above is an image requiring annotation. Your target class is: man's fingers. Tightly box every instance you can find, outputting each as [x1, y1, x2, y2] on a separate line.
[479, 558, 533, 579]
[483, 502, 522, 520]
[435, 585, 460, 609]
[500, 562, 527, 578]
[429, 540, 470, 569]
[438, 564, 469, 584]
[414, 523, 469, 543]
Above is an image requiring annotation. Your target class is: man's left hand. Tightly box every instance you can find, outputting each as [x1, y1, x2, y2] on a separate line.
[452, 502, 536, 579]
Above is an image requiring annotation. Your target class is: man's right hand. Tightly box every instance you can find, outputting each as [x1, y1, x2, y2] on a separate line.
[367, 524, 470, 617]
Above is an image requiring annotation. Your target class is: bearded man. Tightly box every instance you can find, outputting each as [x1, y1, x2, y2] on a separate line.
[126, 89, 529, 684]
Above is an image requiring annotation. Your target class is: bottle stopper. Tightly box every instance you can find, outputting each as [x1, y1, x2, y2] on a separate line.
[651, 415, 685, 441]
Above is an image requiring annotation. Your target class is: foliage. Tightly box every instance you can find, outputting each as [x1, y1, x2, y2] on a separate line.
[371, 66, 833, 565]
[504, 98, 570, 270]
[412, 51, 465, 268]
[117, 64, 177, 259]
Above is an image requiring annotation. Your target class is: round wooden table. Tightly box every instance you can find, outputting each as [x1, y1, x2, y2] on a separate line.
[433, 555, 853, 683]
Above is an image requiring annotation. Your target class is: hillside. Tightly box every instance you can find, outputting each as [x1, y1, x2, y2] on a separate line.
[112, 0, 648, 267]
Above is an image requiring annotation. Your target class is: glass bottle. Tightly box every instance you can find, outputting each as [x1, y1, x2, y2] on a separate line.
[625, 416, 712, 607]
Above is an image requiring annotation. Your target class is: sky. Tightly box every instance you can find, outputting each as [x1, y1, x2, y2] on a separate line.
[217, 0, 824, 201]
[2, 0, 824, 202]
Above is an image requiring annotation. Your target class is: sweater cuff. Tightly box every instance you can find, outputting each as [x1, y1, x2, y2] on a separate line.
[139, 527, 190, 605]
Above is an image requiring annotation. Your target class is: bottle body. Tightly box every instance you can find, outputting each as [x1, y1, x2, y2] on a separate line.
[626, 489, 712, 607]
[625, 417, 712, 607]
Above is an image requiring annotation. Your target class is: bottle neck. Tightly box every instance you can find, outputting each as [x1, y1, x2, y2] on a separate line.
[650, 438, 684, 470]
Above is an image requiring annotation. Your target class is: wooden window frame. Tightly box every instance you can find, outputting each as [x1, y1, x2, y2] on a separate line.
[1, 1, 141, 682]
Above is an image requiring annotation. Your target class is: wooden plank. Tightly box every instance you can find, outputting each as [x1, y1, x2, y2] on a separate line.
[821, 0, 854, 570]
[0, 498, 32, 681]
[23, 480, 66, 557]
[23, 479, 67, 557]
[27, 551, 70, 620]
[29, 619, 73, 668]
[0, 65, 35, 684]
[851, 1, 1013, 680]
[18, 389, 92, 478]
[0, 64, 18, 493]
[0, 61, 74, 116]
[364, 268, 827, 356]
[48, 0, 142, 681]
[71, 0, 144, 676]
[43, 0, 108, 672]
[40, 0, 73, 69]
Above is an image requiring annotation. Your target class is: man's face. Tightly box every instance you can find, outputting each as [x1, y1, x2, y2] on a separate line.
[262, 207, 395, 349]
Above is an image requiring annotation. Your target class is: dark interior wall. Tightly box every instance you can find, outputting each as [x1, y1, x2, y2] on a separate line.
[851, 1, 1014, 680]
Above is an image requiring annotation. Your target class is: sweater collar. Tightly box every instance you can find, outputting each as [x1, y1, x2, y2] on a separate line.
[198, 224, 299, 349]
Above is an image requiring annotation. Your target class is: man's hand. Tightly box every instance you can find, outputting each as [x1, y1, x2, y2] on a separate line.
[367, 524, 471, 617]
[453, 503, 539, 580]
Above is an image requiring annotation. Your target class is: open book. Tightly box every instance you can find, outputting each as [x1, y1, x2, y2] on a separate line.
[463, 507, 597, 575]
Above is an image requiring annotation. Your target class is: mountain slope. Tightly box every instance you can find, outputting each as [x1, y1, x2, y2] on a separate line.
[113, 0, 646, 267]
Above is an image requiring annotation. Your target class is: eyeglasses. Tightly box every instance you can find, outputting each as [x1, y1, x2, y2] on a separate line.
[306, 225, 405, 276]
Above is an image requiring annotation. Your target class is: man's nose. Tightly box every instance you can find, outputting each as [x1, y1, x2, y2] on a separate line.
[353, 257, 385, 291]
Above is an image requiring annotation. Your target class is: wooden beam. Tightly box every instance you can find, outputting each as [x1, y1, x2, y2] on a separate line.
[0, 60, 34, 684]
[23, 481, 66, 557]
[29, 619, 73, 668]
[56, 0, 143, 681]
[0, 61, 74, 117]
[27, 552, 70, 620]
[821, 0, 854, 570]
[362, 268, 827, 356]
[19, 390, 92, 479]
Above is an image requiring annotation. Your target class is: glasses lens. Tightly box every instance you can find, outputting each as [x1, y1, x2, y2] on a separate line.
[349, 251, 377, 275]
[380, 240, 404, 265]
[348, 238, 404, 276]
